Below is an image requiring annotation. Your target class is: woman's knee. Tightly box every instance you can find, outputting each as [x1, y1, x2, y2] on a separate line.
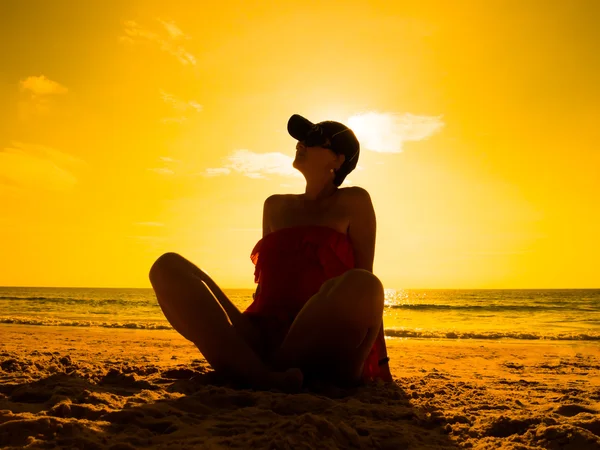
[149, 252, 185, 284]
[332, 269, 385, 314]
[343, 269, 384, 300]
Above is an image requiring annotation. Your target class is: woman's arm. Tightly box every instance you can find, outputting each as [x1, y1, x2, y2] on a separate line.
[253, 194, 278, 299]
[262, 194, 277, 238]
[347, 187, 391, 378]
[346, 187, 376, 273]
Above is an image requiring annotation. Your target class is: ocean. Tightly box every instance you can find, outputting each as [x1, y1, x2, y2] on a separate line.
[1, 287, 599, 341]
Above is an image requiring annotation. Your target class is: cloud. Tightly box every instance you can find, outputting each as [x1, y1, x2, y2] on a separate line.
[122, 20, 196, 66]
[347, 112, 444, 153]
[204, 168, 231, 177]
[160, 90, 202, 124]
[158, 19, 185, 39]
[148, 156, 178, 176]
[0, 142, 84, 191]
[160, 91, 202, 113]
[119, 36, 135, 45]
[202, 150, 300, 179]
[187, 101, 202, 112]
[19, 75, 68, 96]
[202, 150, 356, 184]
[18, 75, 68, 119]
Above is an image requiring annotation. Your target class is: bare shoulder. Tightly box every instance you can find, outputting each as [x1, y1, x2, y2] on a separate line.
[338, 186, 373, 207]
[263, 193, 296, 208]
[263, 193, 280, 205]
[263, 193, 297, 219]
[339, 186, 371, 198]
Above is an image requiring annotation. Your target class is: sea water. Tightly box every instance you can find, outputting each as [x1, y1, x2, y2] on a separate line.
[0, 287, 599, 341]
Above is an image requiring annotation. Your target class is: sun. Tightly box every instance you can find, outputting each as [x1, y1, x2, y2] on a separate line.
[348, 112, 444, 154]
[347, 112, 401, 153]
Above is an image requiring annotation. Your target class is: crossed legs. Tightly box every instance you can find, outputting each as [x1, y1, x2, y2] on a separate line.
[149, 252, 384, 390]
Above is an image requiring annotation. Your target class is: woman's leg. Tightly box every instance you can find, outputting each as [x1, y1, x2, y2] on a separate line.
[149, 252, 302, 390]
[271, 269, 385, 385]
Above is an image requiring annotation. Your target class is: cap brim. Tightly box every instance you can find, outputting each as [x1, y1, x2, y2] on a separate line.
[287, 114, 314, 141]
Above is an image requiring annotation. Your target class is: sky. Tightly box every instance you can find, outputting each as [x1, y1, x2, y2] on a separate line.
[1, 0, 599, 289]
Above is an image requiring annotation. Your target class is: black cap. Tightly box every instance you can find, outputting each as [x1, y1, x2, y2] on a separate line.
[287, 114, 360, 184]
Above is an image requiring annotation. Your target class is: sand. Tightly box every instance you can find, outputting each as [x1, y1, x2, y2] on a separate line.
[1, 325, 599, 449]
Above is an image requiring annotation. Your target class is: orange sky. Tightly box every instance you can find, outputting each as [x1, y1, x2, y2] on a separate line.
[1, 0, 599, 289]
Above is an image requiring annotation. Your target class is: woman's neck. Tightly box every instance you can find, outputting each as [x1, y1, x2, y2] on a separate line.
[303, 182, 338, 202]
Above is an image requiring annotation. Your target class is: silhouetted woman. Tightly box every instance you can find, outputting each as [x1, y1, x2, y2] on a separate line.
[149, 114, 392, 391]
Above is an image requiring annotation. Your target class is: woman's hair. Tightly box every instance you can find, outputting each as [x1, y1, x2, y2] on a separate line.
[320, 122, 359, 187]
[333, 167, 350, 187]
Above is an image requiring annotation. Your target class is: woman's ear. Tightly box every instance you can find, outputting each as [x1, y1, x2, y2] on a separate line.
[336, 153, 346, 169]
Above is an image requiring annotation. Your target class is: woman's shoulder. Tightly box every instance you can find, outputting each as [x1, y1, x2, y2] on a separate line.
[265, 187, 370, 201]
[263, 187, 372, 218]
[336, 186, 373, 211]
[339, 186, 370, 198]
[263, 193, 298, 206]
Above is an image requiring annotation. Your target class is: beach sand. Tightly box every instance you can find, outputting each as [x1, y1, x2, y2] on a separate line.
[1, 325, 599, 449]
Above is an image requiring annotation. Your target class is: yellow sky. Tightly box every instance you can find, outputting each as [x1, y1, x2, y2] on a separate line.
[1, 0, 599, 289]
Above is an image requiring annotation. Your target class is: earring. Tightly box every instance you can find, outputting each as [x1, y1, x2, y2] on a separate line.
[330, 168, 334, 173]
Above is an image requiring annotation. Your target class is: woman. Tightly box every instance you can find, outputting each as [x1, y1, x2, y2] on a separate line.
[149, 114, 392, 392]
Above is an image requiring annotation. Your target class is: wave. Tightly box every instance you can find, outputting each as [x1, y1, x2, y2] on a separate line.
[387, 303, 598, 312]
[4, 296, 598, 313]
[0, 317, 171, 330]
[1, 316, 599, 341]
[385, 328, 600, 341]
[0, 296, 152, 306]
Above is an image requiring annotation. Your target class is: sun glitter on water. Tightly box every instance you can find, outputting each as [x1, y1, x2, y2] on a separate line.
[384, 288, 409, 307]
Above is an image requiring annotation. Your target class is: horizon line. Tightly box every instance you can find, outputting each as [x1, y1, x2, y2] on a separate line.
[1, 285, 599, 291]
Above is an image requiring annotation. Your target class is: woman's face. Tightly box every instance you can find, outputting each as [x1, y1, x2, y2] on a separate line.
[292, 140, 341, 177]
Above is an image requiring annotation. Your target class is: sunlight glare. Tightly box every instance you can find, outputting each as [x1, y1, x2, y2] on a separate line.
[348, 112, 401, 153]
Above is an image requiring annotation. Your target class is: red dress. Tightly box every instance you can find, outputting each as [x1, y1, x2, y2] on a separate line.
[243, 225, 390, 383]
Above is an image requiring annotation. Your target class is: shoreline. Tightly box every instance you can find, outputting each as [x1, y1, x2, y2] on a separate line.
[2, 320, 598, 342]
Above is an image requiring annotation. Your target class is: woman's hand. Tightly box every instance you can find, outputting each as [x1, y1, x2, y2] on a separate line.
[376, 324, 393, 382]
[378, 360, 393, 382]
